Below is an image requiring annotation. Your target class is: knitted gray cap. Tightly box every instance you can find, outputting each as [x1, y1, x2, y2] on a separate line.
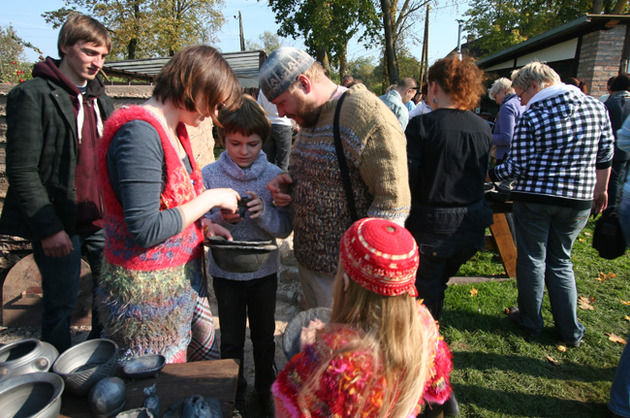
[259, 47, 315, 102]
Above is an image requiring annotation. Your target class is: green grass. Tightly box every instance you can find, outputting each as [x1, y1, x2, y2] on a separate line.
[441, 219, 629, 417]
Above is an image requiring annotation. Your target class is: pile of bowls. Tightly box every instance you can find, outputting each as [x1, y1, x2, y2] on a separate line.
[52, 338, 119, 396]
[205, 236, 277, 273]
[0, 371, 64, 418]
[0, 338, 58, 382]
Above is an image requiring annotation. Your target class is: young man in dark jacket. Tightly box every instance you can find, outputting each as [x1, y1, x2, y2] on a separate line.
[0, 13, 113, 352]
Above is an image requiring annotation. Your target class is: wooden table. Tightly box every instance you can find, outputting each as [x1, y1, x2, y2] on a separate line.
[59, 359, 239, 417]
[486, 200, 517, 278]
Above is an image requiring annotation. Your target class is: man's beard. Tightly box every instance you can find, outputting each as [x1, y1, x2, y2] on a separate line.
[294, 98, 321, 129]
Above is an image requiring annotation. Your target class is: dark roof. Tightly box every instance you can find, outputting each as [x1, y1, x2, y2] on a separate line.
[103, 50, 267, 88]
[477, 14, 630, 69]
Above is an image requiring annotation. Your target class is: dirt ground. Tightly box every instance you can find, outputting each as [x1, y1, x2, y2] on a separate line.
[0, 237, 301, 418]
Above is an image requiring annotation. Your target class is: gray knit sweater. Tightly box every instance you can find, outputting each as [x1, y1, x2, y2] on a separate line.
[202, 150, 292, 280]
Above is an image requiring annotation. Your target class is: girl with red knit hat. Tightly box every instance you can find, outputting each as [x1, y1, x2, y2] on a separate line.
[272, 217, 453, 417]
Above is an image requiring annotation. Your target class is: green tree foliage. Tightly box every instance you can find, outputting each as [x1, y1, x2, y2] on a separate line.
[43, 0, 225, 60]
[245, 30, 283, 55]
[268, 0, 380, 77]
[464, 0, 629, 58]
[0, 25, 37, 84]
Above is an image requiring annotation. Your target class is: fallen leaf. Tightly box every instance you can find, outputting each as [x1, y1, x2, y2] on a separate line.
[556, 344, 567, 352]
[583, 232, 592, 237]
[546, 355, 559, 365]
[578, 296, 595, 310]
[607, 333, 627, 345]
[578, 238, 586, 242]
[470, 288, 478, 297]
[621, 300, 630, 306]
[625, 315, 630, 322]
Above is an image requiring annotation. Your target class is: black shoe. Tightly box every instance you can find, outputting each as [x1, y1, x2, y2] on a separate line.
[256, 391, 274, 417]
[443, 393, 461, 417]
[233, 399, 245, 417]
[507, 306, 540, 338]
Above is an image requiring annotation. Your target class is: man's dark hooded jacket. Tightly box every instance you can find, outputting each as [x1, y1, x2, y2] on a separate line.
[0, 57, 114, 240]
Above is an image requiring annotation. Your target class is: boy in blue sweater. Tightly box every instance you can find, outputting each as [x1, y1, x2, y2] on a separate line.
[202, 94, 292, 415]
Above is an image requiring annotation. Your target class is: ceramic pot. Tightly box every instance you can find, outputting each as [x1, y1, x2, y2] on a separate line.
[0, 338, 59, 382]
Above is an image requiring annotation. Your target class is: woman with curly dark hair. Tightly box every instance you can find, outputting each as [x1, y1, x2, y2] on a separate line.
[404, 54, 494, 321]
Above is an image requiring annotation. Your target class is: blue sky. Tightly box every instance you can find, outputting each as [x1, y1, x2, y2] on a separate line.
[2, 0, 468, 68]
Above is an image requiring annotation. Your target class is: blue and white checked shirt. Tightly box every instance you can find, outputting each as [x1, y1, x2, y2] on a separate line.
[490, 84, 614, 209]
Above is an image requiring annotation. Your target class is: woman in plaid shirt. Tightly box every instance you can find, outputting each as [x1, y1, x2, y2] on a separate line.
[489, 61, 614, 348]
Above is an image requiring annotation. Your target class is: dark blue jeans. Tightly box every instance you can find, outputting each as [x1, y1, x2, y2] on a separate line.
[32, 229, 104, 353]
[212, 274, 277, 401]
[414, 237, 484, 320]
[608, 159, 630, 208]
[513, 202, 588, 344]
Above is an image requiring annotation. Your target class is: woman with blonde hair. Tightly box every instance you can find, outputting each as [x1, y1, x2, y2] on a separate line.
[273, 217, 453, 417]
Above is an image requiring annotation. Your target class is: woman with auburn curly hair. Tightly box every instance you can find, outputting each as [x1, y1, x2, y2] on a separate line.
[273, 218, 453, 417]
[404, 53, 494, 321]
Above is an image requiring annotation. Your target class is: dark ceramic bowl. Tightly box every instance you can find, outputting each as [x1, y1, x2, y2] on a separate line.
[122, 354, 166, 380]
[0, 372, 64, 418]
[52, 339, 119, 397]
[205, 236, 277, 273]
[282, 307, 332, 360]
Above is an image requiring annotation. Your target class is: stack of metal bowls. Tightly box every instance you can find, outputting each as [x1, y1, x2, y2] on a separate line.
[0, 338, 58, 382]
[0, 371, 64, 417]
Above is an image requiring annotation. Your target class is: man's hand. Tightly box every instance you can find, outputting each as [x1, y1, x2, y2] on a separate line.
[41, 230, 73, 257]
[267, 173, 293, 207]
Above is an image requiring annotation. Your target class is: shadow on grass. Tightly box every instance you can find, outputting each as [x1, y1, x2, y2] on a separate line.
[452, 383, 610, 417]
[451, 350, 617, 383]
[441, 307, 578, 347]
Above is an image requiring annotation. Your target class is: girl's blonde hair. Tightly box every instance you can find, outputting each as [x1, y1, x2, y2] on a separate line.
[296, 261, 434, 417]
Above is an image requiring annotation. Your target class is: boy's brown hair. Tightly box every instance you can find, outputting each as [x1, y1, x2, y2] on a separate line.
[57, 13, 111, 58]
[216, 94, 271, 147]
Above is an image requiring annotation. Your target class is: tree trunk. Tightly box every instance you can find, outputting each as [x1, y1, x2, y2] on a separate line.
[593, 0, 604, 13]
[381, 0, 399, 84]
[127, 38, 137, 60]
[316, 48, 331, 76]
[339, 43, 348, 80]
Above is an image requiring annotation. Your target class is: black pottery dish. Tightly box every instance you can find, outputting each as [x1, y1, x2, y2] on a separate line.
[122, 354, 166, 380]
[283, 307, 332, 360]
[205, 236, 277, 273]
[52, 338, 119, 396]
[0, 372, 64, 418]
[88, 376, 127, 417]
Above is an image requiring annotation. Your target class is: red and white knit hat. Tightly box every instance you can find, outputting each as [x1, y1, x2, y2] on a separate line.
[340, 218, 419, 297]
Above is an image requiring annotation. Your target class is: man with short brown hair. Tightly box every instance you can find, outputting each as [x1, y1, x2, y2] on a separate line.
[0, 13, 113, 352]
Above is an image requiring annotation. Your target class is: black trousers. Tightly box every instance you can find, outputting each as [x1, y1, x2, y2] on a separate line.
[212, 274, 278, 401]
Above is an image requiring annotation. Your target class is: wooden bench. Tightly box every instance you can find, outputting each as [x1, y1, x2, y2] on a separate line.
[59, 358, 239, 417]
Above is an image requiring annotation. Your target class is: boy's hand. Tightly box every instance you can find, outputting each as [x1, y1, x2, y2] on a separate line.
[267, 173, 293, 207]
[202, 218, 233, 240]
[221, 209, 243, 224]
[246, 191, 263, 219]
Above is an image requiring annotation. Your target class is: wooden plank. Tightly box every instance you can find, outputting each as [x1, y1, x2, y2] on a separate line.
[489, 213, 517, 278]
[59, 359, 239, 417]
